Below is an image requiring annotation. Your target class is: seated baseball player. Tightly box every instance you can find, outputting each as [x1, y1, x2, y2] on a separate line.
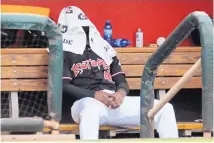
[58, 6, 178, 140]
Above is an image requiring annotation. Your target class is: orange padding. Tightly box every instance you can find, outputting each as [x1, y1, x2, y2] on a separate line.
[44, 122, 203, 132]
[1, 5, 50, 16]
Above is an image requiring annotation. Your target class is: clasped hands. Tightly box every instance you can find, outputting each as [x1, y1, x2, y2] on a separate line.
[94, 89, 126, 109]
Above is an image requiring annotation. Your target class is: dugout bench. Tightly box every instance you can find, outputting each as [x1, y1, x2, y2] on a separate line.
[1, 47, 203, 137]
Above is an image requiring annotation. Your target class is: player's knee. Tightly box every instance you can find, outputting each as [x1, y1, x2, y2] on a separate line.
[80, 98, 103, 115]
[79, 104, 101, 120]
[72, 103, 101, 123]
[71, 97, 100, 123]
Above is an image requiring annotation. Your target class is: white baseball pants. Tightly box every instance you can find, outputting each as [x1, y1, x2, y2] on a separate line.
[71, 91, 178, 140]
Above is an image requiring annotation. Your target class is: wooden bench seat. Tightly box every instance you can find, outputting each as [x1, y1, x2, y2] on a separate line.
[44, 122, 203, 132]
[1, 47, 202, 137]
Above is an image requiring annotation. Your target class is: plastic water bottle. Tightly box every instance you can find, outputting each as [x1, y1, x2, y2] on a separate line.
[104, 20, 112, 44]
[111, 38, 131, 47]
[136, 28, 143, 48]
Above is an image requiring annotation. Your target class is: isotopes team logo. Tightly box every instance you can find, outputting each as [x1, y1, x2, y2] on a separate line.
[65, 6, 73, 13]
[71, 58, 112, 82]
[78, 13, 88, 20]
[58, 24, 68, 33]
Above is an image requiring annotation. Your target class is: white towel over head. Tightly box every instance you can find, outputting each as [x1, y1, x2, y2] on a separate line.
[57, 6, 116, 65]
